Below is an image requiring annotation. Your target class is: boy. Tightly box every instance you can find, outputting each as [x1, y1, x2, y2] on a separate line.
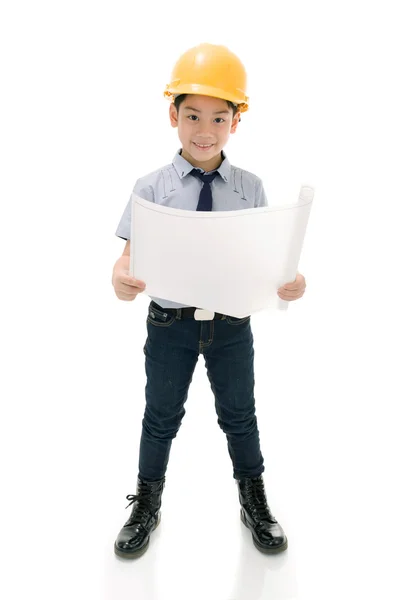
[112, 43, 306, 559]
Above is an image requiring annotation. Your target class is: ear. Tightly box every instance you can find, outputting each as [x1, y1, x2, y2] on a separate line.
[230, 112, 241, 134]
[169, 103, 178, 128]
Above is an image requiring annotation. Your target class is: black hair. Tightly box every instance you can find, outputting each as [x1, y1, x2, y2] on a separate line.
[173, 94, 239, 117]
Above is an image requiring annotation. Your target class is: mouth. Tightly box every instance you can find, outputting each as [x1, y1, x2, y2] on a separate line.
[192, 142, 214, 151]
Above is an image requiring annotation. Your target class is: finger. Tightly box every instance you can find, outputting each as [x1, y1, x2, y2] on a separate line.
[282, 281, 306, 291]
[120, 274, 146, 287]
[278, 289, 304, 299]
[278, 291, 305, 300]
[118, 282, 140, 293]
[279, 285, 300, 293]
[281, 290, 303, 297]
[283, 275, 305, 288]
[118, 291, 135, 300]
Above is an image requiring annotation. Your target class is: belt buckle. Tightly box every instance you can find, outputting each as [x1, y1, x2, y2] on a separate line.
[194, 308, 215, 321]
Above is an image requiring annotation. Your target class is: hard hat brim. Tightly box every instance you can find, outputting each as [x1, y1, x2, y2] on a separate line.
[164, 83, 248, 112]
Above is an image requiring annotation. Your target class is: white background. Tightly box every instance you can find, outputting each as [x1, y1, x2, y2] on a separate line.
[1, 1, 399, 599]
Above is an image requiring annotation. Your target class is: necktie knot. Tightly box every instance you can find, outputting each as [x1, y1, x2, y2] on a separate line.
[190, 168, 219, 184]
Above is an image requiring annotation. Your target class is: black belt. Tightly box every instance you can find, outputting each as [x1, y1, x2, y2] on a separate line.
[151, 301, 225, 320]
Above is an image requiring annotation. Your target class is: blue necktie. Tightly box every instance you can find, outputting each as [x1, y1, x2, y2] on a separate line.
[190, 168, 218, 211]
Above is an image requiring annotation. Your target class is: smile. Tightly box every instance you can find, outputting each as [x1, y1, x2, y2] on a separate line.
[193, 142, 214, 150]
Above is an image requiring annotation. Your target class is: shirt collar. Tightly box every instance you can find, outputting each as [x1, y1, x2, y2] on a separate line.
[172, 149, 231, 183]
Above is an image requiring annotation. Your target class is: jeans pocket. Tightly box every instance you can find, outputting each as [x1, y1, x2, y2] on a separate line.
[147, 305, 176, 327]
[226, 315, 251, 325]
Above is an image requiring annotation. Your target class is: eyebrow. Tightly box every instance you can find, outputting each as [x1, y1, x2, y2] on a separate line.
[183, 106, 230, 115]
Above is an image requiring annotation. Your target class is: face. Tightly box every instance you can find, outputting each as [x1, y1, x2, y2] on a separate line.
[169, 94, 240, 171]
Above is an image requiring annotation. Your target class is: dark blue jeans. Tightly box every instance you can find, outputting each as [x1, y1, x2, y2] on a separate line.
[138, 301, 265, 482]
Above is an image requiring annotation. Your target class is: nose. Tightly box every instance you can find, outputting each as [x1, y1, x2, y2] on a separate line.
[196, 121, 212, 137]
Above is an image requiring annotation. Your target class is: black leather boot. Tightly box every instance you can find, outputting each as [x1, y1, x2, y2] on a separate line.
[237, 475, 288, 554]
[114, 476, 165, 559]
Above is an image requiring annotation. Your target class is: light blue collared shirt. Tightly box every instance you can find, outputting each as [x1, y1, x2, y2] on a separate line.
[115, 149, 268, 308]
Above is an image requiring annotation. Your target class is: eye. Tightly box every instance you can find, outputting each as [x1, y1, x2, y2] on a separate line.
[188, 115, 199, 121]
[214, 118, 225, 124]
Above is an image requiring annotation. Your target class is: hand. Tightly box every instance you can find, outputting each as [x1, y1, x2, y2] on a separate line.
[277, 273, 306, 301]
[112, 270, 146, 302]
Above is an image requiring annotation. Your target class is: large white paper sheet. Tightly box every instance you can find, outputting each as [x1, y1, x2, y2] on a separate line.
[130, 186, 313, 317]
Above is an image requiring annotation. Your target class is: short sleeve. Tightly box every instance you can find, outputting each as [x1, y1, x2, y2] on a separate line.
[115, 179, 154, 241]
[255, 178, 268, 208]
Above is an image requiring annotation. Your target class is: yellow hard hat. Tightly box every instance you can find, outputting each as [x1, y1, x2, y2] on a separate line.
[164, 43, 249, 113]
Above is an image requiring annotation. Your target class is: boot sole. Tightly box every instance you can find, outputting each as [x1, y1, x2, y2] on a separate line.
[240, 509, 288, 554]
[114, 512, 161, 559]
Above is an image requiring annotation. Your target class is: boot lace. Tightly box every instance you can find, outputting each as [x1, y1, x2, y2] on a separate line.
[243, 478, 277, 524]
[124, 487, 159, 526]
